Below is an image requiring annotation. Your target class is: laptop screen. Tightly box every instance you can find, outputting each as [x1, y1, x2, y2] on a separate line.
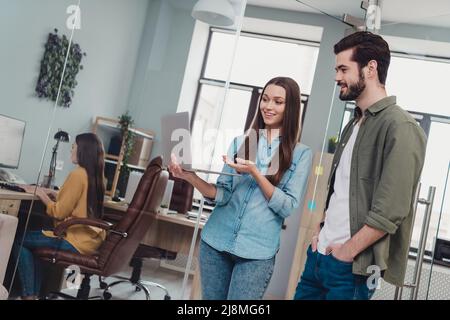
[160, 112, 193, 169]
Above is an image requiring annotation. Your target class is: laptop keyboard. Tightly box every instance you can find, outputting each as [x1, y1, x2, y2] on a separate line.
[0, 181, 26, 193]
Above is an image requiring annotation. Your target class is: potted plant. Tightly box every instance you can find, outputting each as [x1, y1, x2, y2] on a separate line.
[118, 111, 136, 182]
[328, 135, 338, 154]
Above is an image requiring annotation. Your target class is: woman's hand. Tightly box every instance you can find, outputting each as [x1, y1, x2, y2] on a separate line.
[20, 185, 53, 205]
[20, 185, 38, 194]
[45, 190, 57, 201]
[38, 187, 57, 200]
[223, 156, 258, 176]
[225, 156, 275, 201]
[168, 153, 196, 181]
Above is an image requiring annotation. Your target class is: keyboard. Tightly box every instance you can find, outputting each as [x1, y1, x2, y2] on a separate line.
[0, 181, 26, 193]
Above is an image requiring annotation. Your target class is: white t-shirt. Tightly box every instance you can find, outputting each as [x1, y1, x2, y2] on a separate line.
[317, 123, 360, 255]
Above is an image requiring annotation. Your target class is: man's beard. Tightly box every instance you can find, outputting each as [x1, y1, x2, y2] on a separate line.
[339, 70, 366, 101]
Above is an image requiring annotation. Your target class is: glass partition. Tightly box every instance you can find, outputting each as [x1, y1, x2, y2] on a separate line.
[296, 0, 450, 300]
[2, 0, 448, 302]
[251, 0, 450, 301]
[1, 0, 82, 298]
[425, 162, 450, 299]
[52, 0, 250, 300]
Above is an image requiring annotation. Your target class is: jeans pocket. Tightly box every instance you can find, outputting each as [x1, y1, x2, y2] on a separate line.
[329, 252, 353, 266]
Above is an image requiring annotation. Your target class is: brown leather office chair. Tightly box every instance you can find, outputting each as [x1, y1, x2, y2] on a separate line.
[98, 172, 194, 299]
[33, 156, 168, 300]
[168, 173, 194, 214]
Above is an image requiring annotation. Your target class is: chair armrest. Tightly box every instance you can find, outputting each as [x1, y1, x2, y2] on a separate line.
[103, 212, 123, 223]
[53, 218, 113, 237]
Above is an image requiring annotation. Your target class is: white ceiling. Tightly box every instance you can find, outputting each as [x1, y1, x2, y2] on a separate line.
[247, 0, 450, 29]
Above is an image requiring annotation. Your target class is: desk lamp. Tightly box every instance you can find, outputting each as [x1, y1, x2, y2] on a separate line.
[44, 129, 70, 188]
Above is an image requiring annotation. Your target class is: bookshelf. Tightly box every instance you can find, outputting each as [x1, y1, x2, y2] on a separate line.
[92, 116, 155, 197]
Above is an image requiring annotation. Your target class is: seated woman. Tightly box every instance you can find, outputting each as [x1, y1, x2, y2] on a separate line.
[17, 132, 106, 300]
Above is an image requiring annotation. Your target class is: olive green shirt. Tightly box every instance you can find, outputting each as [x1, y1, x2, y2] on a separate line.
[326, 96, 426, 286]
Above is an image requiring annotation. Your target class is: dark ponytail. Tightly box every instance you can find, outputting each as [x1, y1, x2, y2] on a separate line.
[75, 133, 105, 218]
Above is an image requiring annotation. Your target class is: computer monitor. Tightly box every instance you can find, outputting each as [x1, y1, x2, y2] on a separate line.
[0, 114, 26, 169]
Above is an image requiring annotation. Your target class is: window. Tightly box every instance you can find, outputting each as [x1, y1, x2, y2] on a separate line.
[204, 31, 319, 92]
[386, 55, 450, 115]
[191, 29, 319, 200]
[338, 53, 450, 253]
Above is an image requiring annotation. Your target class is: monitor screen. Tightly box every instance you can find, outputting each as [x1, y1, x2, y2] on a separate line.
[0, 114, 26, 169]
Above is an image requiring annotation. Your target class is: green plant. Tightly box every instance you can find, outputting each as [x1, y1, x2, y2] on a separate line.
[328, 135, 338, 153]
[118, 111, 135, 179]
[35, 28, 86, 107]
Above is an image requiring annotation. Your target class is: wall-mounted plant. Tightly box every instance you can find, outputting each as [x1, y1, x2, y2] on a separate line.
[35, 28, 86, 107]
[118, 111, 136, 180]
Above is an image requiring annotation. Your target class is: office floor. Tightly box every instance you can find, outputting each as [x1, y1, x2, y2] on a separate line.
[60, 258, 450, 300]
[59, 259, 193, 300]
[372, 259, 450, 300]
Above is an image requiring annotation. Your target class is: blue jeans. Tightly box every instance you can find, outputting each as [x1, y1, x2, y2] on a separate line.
[294, 245, 375, 300]
[14, 230, 78, 297]
[199, 240, 275, 300]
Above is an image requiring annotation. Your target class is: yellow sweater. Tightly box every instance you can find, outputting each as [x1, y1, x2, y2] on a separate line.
[42, 166, 106, 255]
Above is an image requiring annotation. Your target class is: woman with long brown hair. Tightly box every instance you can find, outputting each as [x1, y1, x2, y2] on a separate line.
[169, 77, 312, 299]
[17, 133, 105, 300]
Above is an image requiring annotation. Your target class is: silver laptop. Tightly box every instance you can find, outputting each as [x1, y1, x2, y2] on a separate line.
[161, 112, 241, 177]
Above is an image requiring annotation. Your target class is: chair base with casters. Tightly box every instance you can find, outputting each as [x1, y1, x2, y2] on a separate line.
[101, 246, 176, 300]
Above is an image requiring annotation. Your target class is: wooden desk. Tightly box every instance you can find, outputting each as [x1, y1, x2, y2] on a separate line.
[0, 189, 48, 293]
[104, 200, 204, 256]
[0, 192, 205, 256]
[0, 189, 37, 217]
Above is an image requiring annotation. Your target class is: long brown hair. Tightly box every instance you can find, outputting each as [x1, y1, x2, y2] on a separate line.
[238, 77, 302, 185]
[75, 133, 105, 219]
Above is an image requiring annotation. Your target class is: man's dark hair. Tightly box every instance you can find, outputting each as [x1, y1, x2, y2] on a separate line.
[334, 31, 391, 85]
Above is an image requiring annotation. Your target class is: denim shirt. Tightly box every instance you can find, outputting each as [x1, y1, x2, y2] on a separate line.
[201, 134, 312, 260]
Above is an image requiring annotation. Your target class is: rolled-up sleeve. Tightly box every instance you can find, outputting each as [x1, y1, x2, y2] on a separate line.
[365, 122, 426, 234]
[268, 147, 312, 219]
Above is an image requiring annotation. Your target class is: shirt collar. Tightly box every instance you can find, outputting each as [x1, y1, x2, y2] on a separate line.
[260, 129, 282, 142]
[354, 96, 397, 118]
